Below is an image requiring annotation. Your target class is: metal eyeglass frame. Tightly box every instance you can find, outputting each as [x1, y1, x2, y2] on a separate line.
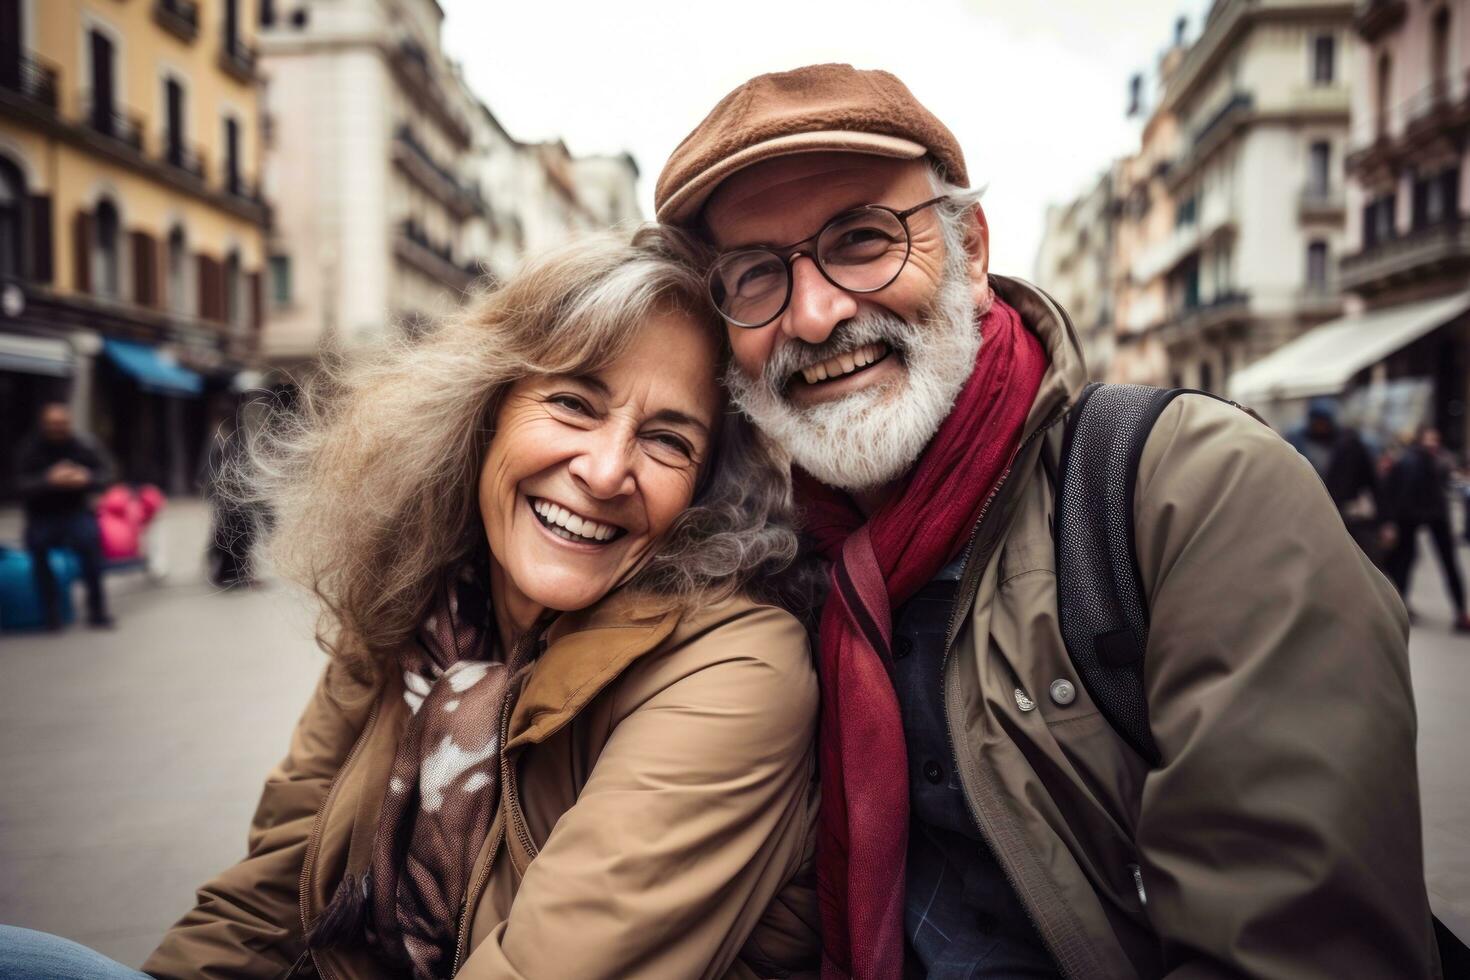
[707, 195, 950, 329]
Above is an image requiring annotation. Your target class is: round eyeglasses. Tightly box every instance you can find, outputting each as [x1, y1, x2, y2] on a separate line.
[707, 196, 949, 329]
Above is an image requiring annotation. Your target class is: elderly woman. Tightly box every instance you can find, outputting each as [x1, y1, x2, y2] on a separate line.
[0, 228, 819, 980]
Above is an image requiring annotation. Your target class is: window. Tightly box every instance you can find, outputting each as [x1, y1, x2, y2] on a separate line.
[224, 0, 240, 52]
[93, 198, 120, 298]
[1363, 193, 1396, 248]
[1414, 167, 1461, 229]
[1176, 194, 1197, 228]
[223, 115, 240, 194]
[164, 77, 185, 166]
[87, 29, 116, 133]
[1432, 8, 1451, 93]
[260, 0, 276, 27]
[1312, 35, 1335, 85]
[224, 248, 242, 329]
[167, 224, 189, 314]
[1308, 141, 1331, 196]
[0, 157, 22, 278]
[1375, 53, 1392, 135]
[269, 254, 291, 307]
[1306, 240, 1329, 291]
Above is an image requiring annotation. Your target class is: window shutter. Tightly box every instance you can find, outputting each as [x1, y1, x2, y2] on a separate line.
[248, 270, 262, 334]
[131, 231, 156, 307]
[29, 195, 53, 284]
[73, 210, 92, 294]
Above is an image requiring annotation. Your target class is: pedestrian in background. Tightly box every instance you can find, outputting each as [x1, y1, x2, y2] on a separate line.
[1287, 397, 1383, 564]
[200, 413, 260, 590]
[1383, 425, 1470, 633]
[11, 402, 116, 630]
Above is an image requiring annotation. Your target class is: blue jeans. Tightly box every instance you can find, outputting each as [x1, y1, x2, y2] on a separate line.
[0, 926, 150, 979]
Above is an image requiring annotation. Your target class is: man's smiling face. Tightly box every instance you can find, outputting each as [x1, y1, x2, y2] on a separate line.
[702, 152, 991, 493]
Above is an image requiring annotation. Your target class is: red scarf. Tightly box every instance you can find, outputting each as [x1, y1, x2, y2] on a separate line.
[796, 297, 1047, 978]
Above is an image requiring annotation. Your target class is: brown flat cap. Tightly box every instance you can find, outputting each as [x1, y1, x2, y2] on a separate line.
[655, 63, 968, 225]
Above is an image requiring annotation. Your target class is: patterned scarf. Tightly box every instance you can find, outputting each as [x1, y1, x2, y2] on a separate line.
[310, 560, 533, 979]
[795, 297, 1047, 978]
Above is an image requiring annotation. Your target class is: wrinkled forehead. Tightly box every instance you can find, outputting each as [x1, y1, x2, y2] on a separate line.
[701, 152, 931, 250]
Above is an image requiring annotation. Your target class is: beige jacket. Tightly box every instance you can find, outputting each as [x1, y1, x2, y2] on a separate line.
[937, 276, 1440, 978]
[144, 594, 820, 979]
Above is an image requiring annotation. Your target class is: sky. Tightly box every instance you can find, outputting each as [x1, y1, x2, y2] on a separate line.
[441, 0, 1212, 276]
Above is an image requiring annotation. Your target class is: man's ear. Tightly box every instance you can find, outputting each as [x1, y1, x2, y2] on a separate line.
[963, 203, 992, 312]
[963, 203, 990, 278]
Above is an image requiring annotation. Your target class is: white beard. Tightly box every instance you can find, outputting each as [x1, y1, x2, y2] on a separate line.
[725, 254, 981, 493]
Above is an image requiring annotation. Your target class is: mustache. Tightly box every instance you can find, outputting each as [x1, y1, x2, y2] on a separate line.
[761, 311, 915, 392]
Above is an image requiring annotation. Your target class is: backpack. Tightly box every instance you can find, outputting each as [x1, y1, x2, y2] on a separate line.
[1053, 381, 1468, 969]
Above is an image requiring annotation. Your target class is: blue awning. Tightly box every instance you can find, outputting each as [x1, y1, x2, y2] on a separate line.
[103, 339, 203, 397]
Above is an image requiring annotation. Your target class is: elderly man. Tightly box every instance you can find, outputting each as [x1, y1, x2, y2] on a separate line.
[656, 64, 1439, 979]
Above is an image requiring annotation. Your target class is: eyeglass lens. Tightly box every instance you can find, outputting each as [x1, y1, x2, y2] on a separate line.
[709, 207, 911, 327]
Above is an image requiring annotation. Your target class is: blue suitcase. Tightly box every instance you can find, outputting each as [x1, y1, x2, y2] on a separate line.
[0, 545, 80, 631]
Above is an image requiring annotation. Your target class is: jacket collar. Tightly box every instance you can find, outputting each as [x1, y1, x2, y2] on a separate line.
[505, 589, 682, 751]
[989, 274, 1089, 435]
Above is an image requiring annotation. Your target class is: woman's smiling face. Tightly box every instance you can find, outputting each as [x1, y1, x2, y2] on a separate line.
[479, 309, 723, 632]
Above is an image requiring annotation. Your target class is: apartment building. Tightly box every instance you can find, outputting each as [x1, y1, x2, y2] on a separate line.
[1144, 0, 1357, 394]
[1034, 170, 1117, 380]
[1233, 0, 1470, 448]
[0, 0, 269, 494]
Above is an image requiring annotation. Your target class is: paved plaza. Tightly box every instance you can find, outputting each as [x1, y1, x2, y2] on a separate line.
[0, 500, 1467, 968]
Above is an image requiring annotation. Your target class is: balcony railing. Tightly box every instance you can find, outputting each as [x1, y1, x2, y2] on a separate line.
[1355, 0, 1407, 42]
[393, 124, 488, 218]
[1341, 218, 1470, 294]
[224, 171, 264, 204]
[153, 0, 200, 42]
[395, 219, 480, 291]
[218, 37, 257, 82]
[81, 96, 145, 152]
[1299, 186, 1345, 218]
[1192, 93, 1253, 151]
[164, 141, 207, 181]
[0, 54, 60, 112]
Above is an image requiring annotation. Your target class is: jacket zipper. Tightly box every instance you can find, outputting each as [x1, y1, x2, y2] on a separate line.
[295, 692, 383, 980]
[451, 638, 537, 975]
[936, 406, 1082, 978]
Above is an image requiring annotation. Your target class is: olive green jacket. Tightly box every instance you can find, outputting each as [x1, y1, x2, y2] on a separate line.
[938, 276, 1440, 978]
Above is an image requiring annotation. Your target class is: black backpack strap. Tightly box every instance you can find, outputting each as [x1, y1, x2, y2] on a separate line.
[1054, 382, 1194, 767]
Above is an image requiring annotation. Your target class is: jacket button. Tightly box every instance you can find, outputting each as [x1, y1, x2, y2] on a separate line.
[923, 760, 943, 784]
[1014, 688, 1036, 712]
[1050, 679, 1077, 706]
[893, 636, 913, 660]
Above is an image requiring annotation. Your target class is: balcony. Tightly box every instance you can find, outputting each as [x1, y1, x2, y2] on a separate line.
[1340, 218, 1470, 297]
[394, 219, 481, 292]
[163, 142, 207, 181]
[1355, 0, 1406, 42]
[392, 125, 487, 219]
[152, 0, 200, 43]
[217, 36, 257, 83]
[81, 97, 145, 152]
[1159, 290, 1251, 345]
[389, 38, 471, 149]
[1299, 186, 1346, 220]
[0, 54, 60, 113]
[223, 171, 265, 206]
[1167, 93, 1253, 190]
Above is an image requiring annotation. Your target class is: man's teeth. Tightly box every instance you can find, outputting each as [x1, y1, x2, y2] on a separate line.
[532, 498, 619, 542]
[800, 342, 888, 385]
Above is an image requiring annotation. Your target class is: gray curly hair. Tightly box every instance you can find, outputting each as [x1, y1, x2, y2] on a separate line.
[233, 226, 806, 680]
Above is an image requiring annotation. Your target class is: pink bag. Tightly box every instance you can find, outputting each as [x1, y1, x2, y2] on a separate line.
[97, 484, 165, 561]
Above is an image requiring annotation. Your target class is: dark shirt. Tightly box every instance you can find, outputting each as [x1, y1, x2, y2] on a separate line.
[12, 434, 115, 521]
[892, 560, 1060, 979]
[1384, 446, 1454, 525]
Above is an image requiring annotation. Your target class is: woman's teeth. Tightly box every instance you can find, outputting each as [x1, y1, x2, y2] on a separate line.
[531, 498, 620, 543]
[799, 342, 889, 385]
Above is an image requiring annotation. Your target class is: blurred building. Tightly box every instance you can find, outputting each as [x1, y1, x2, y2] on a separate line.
[0, 0, 269, 496]
[1034, 170, 1116, 380]
[1144, 0, 1357, 394]
[257, 0, 488, 363]
[1231, 0, 1470, 450]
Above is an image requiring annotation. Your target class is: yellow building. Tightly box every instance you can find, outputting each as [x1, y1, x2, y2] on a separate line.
[0, 0, 267, 494]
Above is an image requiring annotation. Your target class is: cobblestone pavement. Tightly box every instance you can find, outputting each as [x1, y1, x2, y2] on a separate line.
[0, 501, 1466, 967]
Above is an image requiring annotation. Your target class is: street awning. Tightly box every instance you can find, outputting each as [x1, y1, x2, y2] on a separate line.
[0, 333, 73, 377]
[103, 339, 204, 397]
[1229, 289, 1470, 404]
